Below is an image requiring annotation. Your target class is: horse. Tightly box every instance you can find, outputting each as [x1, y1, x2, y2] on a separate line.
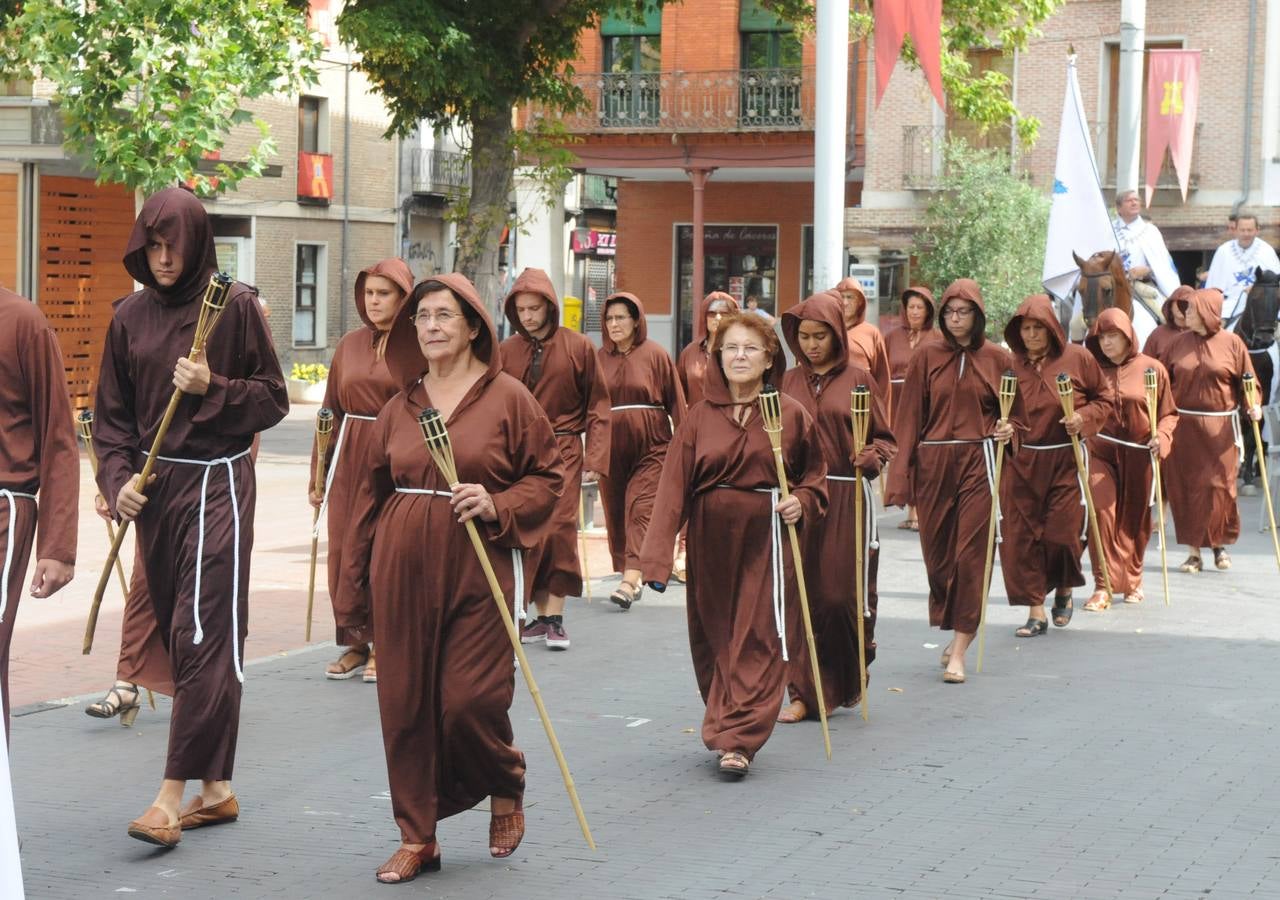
[1235, 267, 1280, 486]
[1073, 249, 1133, 330]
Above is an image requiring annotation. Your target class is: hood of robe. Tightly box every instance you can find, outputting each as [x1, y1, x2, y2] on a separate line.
[354, 258, 415, 331]
[834, 276, 867, 327]
[1004, 294, 1066, 359]
[1180, 288, 1225, 336]
[781, 292, 850, 376]
[702, 311, 787, 406]
[693, 290, 740, 342]
[601, 292, 648, 352]
[384, 272, 501, 390]
[899, 285, 937, 331]
[937, 279, 988, 350]
[502, 267, 561, 339]
[1085, 306, 1139, 366]
[122, 187, 220, 307]
[1162, 284, 1193, 324]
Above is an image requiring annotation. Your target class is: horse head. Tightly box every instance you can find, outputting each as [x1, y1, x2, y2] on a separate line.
[1074, 250, 1133, 329]
[1239, 266, 1280, 351]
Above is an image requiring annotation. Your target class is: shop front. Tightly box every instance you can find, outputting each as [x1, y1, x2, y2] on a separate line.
[675, 223, 778, 348]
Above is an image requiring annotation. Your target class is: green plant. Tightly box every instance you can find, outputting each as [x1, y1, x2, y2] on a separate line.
[913, 139, 1050, 335]
[290, 363, 329, 385]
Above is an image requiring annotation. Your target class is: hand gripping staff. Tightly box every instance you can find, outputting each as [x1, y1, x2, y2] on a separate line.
[416, 409, 595, 850]
[1056, 372, 1112, 598]
[1242, 373, 1280, 573]
[758, 385, 831, 760]
[78, 410, 155, 710]
[1144, 369, 1171, 606]
[85, 273, 234, 654]
[976, 370, 1017, 674]
[305, 408, 335, 641]
[849, 386, 872, 723]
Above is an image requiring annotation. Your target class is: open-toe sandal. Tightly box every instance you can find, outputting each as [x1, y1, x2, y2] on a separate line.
[718, 751, 750, 778]
[85, 681, 141, 727]
[1015, 618, 1048, 638]
[1179, 555, 1202, 574]
[375, 843, 441, 884]
[1052, 597, 1073, 627]
[776, 699, 807, 724]
[1213, 547, 1231, 570]
[1083, 590, 1111, 612]
[326, 647, 369, 680]
[609, 581, 640, 611]
[489, 799, 525, 859]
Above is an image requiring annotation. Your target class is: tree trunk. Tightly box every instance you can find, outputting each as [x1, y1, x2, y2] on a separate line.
[454, 106, 514, 322]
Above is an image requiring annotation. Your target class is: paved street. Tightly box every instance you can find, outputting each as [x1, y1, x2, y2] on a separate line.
[8, 405, 1280, 898]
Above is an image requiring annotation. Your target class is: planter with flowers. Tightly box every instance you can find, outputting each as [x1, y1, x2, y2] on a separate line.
[287, 362, 329, 404]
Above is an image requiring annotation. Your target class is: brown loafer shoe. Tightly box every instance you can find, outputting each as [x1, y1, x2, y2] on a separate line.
[179, 793, 239, 830]
[127, 806, 181, 848]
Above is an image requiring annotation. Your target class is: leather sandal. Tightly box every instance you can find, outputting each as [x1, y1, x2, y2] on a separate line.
[326, 646, 369, 680]
[375, 842, 441, 884]
[1213, 547, 1232, 570]
[179, 793, 239, 830]
[942, 670, 966, 684]
[1015, 618, 1048, 637]
[1179, 554, 1202, 574]
[1052, 596, 1074, 627]
[718, 750, 750, 778]
[363, 651, 378, 684]
[776, 698, 807, 723]
[489, 798, 524, 858]
[1083, 590, 1111, 612]
[127, 807, 181, 848]
[609, 581, 641, 611]
[1123, 587, 1145, 604]
[85, 681, 141, 727]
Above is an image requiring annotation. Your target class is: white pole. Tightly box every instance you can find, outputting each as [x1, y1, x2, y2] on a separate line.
[1115, 0, 1146, 194]
[814, 0, 849, 291]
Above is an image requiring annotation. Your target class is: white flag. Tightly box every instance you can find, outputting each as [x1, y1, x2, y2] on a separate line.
[0, 715, 24, 900]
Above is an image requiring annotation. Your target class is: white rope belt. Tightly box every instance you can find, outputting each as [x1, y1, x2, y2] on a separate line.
[713, 484, 788, 660]
[919, 438, 1002, 542]
[0, 490, 37, 625]
[610, 404, 664, 412]
[1095, 433, 1159, 507]
[826, 475, 879, 618]
[1177, 407, 1245, 464]
[315, 413, 378, 533]
[1024, 442, 1089, 539]
[890, 378, 906, 385]
[393, 486, 526, 625]
[147, 448, 252, 683]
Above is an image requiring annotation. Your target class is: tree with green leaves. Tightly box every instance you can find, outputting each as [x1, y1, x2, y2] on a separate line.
[0, 0, 320, 197]
[913, 139, 1049, 334]
[766, 0, 1064, 143]
[338, 0, 664, 312]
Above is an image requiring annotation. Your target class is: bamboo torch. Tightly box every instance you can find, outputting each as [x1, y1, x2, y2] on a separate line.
[849, 386, 872, 723]
[85, 272, 235, 655]
[1243, 373, 1280, 573]
[1057, 373, 1112, 598]
[78, 410, 155, 710]
[758, 385, 831, 760]
[1144, 368, 1171, 606]
[416, 409, 595, 850]
[578, 488, 593, 603]
[976, 370, 1018, 674]
[306, 408, 335, 641]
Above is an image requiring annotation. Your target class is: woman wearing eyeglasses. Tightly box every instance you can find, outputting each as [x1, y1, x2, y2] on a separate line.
[887, 279, 1024, 684]
[596, 293, 687, 610]
[340, 274, 564, 882]
[640, 311, 826, 777]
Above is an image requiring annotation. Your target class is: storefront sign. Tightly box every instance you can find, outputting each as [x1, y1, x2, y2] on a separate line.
[572, 229, 617, 256]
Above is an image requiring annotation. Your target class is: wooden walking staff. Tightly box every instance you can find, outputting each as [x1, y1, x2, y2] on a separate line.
[976, 370, 1017, 674]
[1144, 368, 1171, 607]
[849, 386, 872, 723]
[1056, 372, 1112, 598]
[78, 410, 155, 710]
[85, 272, 234, 654]
[306, 408, 335, 641]
[416, 409, 596, 851]
[758, 385, 831, 760]
[1243, 373, 1280, 573]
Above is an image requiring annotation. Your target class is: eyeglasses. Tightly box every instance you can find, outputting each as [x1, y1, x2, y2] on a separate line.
[411, 311, 460, 327]
[941, 306, 975, 319]
[707, 310, 728, 319]
[603, 315, 633, 324]
[720, 344, 767, 358]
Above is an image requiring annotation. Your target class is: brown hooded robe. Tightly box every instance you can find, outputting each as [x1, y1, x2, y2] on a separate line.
[1000, 295, 1115, 605]
[780, 294, 895, 713]
[883, 286, 939, 426]
[1163, 289, 1257, 548]
[0, 289, 78, 732]
[1141, 286, 1193, 367]
[310, 257, 414, 645]
[596, 293, 687, 572]
[887, 280, 1026, 633]
[833, 279, 892, 401]
[500, 268, 611, 599]
[640, 335, 826, 760]
[1084, 308, 1178, 595]
[340, 272, 564, 845]
[677, 291, 740, 406]
[93, 187, 288, 781]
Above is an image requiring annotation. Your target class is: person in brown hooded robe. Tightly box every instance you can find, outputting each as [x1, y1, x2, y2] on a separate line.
[1163, 288, 1262, 572]
[640, 311, 827, 777]
[93, 187, 288, 846]
[340, 273, 564, 882]
[677, 291, 740, 405]
[883, 285, 938, 530]
[500, 267, 610, 651]
[886, 279, 1022, 683]
[1000, 294, 1115, 635]
[596, 293, 686, 609]
[0, 287, 78, 735]
[306, 257, 414, 683]
[1142, 285, 1193, 367]
[834, 277, 892, 398]
[1083, 308, 1178, 608]
[778, 294, 894, 723]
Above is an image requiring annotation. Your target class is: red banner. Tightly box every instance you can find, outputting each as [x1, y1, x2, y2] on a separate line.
[874, 0, 944, 110]
[1145, 49, 1200, 206]
[297, 151, 333, 201]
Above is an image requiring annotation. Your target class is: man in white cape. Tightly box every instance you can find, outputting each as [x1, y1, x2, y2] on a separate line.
[1206, 211, 1280, 325]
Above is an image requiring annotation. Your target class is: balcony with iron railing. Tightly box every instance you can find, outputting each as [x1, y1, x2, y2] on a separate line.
[411, 148, 470, 196]
[531, 67, 816, 134]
